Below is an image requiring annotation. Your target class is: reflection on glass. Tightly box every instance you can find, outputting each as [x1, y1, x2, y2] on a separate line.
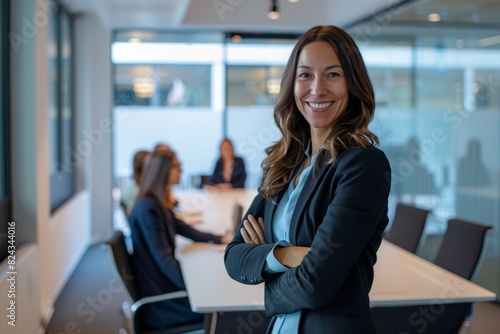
[226, 66, 284, 106]
[457, 139, 490, 187]
[114, 64, 211, 107]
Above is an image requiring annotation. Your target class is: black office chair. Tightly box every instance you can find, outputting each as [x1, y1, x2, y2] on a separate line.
[384, 203, 431, 253]
[231, 202, 244, 233]
[373, 218, 494, 334]
[434, 218, 493, 281]
[190, 175, 212, 189]
[104, 230, 204, 334]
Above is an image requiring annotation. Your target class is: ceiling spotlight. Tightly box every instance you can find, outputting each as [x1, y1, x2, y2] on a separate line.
[231, 34, 242, 43]
[268, 0, 280, 20]
[288, 0, 300, 2]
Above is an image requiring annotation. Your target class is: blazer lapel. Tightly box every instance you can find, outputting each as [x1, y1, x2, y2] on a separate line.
[289, 157, 330, 244]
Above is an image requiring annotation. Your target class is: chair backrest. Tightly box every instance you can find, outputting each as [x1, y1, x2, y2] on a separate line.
[106, 230, 138, 301]
[384, 203, 430, 253]
[191, 174, 212, 189]
[434, 218, 493, 280]
[120, 200, 129, 218]
[232, 203, 244, 233]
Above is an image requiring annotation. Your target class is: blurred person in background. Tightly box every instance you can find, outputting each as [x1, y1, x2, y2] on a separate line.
[206, 138, 247, 189]
[129, 149, 232, 331]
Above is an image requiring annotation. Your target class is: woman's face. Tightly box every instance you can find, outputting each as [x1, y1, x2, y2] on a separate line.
[168, 155, 182, 185]
[294, 41, 349, 137]
[221, 141, 234, 161]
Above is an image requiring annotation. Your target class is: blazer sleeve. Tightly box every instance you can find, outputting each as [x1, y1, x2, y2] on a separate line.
[224, 194, 279, 284]
[231, 157, 247, 188]
[263, 148, 391, 315]
[134, 201, 186, 290]
[174, 215, 221, 243]
[208, 159, 223, 185]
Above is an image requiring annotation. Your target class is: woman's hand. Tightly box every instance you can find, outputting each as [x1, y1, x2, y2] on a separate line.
[220, 233, 234, 244]
[241, 214, 266, 244]
[274, 246, 310, 268]
[217, 183, 233, 189]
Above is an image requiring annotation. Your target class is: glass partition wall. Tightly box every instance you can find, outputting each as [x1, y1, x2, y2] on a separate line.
[357, 28, 500, 297]
[112, 28, 500, 299]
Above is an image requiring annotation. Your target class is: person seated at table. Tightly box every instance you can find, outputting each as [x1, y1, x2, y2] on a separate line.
[121, 149, 150, 216]
[152, 141, 182, 208]
[153, 141, 172, 152]
[206, 138, 247, 189]
[129, 149, 232, 331]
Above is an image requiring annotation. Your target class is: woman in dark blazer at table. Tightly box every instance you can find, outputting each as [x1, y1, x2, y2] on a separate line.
[224, 25, 391, 333]
[206, 138, 247, 188]
[129, 149, 231, 331]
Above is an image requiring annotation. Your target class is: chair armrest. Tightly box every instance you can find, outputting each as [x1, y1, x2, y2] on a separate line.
[130, 290, 189, 313]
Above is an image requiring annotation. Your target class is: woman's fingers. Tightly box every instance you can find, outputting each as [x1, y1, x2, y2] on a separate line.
[253, 216, 266, 243]
[240, 227, 251, 243]
[243, 218, 259, 243]
[241, 214, 266, 244]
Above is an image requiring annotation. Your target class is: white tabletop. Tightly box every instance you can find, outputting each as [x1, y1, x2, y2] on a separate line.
[175, 188, 258, 235]
[180, 243, 264, 312]
[179, 240, 496, 313]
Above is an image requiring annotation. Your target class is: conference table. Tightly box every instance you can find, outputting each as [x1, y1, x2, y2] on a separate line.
[175, 187, 258, 235]
[175, 188, 496, 330]
[179, 241, 496, 312]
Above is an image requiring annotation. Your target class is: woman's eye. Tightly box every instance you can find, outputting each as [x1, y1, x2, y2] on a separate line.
[298, 72, 310, 78]
[328, 72, 341, 78]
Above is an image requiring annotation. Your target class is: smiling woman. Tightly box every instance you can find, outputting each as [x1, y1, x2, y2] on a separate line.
[225, 25, 391, 333]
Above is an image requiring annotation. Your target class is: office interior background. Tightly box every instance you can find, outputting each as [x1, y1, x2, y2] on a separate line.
[1, 0, 500, 332]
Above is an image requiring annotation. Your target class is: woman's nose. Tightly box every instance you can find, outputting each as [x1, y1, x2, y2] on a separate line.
[311, 78, 327, 96]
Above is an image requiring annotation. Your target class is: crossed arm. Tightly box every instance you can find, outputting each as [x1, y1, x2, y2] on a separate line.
[240, 214, 310, 268]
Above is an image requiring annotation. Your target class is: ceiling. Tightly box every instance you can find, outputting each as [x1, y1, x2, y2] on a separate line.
[388, 0, 500, 27]
[65, 0, 500, 33]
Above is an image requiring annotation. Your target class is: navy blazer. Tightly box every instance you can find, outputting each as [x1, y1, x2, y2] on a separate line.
[129, 195, 221, 329]
[208, 156, 247, 188]
[224, 147, 391, 333]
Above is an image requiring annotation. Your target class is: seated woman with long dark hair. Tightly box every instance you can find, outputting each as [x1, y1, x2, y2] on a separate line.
[129, 149, 231, 330]
[206, 138, 247, 189]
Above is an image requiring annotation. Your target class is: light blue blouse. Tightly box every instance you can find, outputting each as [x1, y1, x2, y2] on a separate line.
[264, 147, 317, 334]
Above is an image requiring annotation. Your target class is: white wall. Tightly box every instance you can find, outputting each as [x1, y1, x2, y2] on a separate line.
[75, 13, 114, 243]
[114, 107, 223, 188]
[42, 192, 91, 321]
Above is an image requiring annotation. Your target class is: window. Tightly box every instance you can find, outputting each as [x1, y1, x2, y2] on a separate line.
[114, 64, 212, 107]
[226, 66, 284, 106]
[48, 2, 75, 212]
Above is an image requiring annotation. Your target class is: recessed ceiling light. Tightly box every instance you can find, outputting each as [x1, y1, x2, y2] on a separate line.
[289, 0, 300, 2]
[128, 38, 141, 43]
[427, 13, 441, 22]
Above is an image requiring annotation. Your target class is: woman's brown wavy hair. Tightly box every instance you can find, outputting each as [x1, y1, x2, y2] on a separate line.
[259, 25, 379, 202]
[137, 149, 176, 205]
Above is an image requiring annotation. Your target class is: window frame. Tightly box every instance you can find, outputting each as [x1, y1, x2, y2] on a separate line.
[49, 2, 75, 212]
